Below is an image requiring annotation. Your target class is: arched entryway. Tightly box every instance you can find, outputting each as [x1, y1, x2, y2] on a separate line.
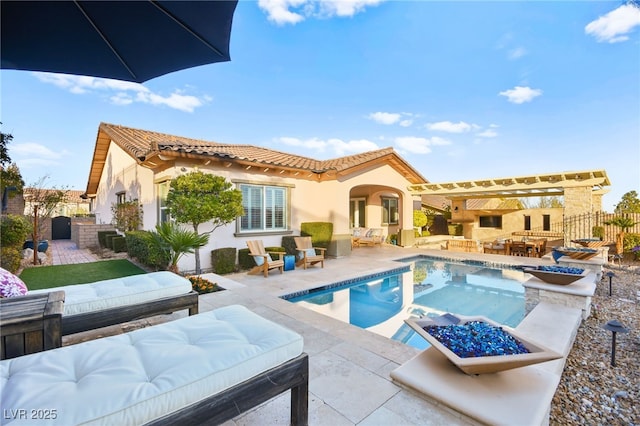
[349, 184, 413, 246]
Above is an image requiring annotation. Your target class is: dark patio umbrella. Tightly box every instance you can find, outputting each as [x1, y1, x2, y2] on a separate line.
[1, 0, 238, 83]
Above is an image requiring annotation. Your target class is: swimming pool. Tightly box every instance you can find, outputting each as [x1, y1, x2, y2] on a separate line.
[285, 256, 529, 350]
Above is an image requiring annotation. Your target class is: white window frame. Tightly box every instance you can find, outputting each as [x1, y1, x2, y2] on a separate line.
[156, 181, 171, 224]
[382, 197, 399, 225]
[238, 183, 289, 233]
[350, 197, 366, 228]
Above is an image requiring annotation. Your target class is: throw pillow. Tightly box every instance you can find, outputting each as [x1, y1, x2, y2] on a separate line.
[0, 267, 28, 298]
[305, 248, 316, 258]
[253, 254, 273, 266]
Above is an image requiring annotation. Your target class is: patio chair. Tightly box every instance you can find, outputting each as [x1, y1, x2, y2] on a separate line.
[294, 236, 326, 269]
[534, 239, 548, 258]
[510, 241, 529, 257]
[247, 240, 284, 277]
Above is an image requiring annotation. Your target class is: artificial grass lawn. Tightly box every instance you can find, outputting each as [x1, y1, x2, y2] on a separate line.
[19, 259, 147, 290]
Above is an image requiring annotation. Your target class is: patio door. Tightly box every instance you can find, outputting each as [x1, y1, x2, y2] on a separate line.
[350, 198, 365, 228]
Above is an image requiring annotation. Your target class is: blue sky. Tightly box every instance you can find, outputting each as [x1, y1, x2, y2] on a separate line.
[2, 0, 639, 212]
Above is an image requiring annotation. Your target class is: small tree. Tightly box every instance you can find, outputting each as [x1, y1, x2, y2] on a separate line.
[24, 176, 69, 242]
[166, 171, 243, 274]
[605, 216, 638, 255]
[111, 199, 143, 232]
[614, 191, 640, 214]
[413, 210, 428, 236]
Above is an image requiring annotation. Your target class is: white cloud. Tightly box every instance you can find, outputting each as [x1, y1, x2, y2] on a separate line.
[257, 0, 306, 25]
[368, 112, 401, 125]
[10, 142, 66, 159]
[32, 72, 209, 112]
[394, 136, 451, 154]
[499, 86, 542, 104]
[317, 0, 384, 18]
[399, 119, 413, 127]
[258, 0, 383, 25]
[508, 47, 527, 60]
[476, 129, 498, 138]
[276, 136, 379, 156]
[328, 138, 379, 156]
[585, 4, 640, 43]
[426, 121, 473, 133]
[10, 142, 70, 170]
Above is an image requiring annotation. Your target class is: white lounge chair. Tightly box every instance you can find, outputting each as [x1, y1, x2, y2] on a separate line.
[0, 305, 309, 425]
[28, 271, 198, 335]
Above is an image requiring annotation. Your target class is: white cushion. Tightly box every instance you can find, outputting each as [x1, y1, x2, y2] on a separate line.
[29, 271, 191, 316]
[0, 305, 303, 425]
[253, 254, 272, 266]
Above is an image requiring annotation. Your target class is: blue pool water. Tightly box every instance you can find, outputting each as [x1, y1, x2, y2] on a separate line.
[285, 256, 529, 350]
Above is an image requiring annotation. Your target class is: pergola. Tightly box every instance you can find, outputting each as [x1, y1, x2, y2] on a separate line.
[408, 169, 611, 242]
[408, 169, 610, 204]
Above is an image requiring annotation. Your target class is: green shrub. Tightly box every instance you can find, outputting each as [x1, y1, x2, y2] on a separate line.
[592, 226, 605, 240]
[125, 231, 169, 270]
[125, 231, 148, 259]
[1, 214, 32, 247]
[623, 233, 640, 252]
[211, 247, 237, 274]
[281, 236, 298, 255]
[98, 230, 118, 247]
[300, 222, 333, 248]
[105, 233, 120, 250]
[0, 246, 23, 273]
[238, 248, 252, 270]
[112, 236, 127, 253]
[448, 224, 462, 236]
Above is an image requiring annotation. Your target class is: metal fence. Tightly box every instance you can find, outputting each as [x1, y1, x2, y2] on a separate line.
[562, 212, 640, 244]
[505, 212, 640, 245]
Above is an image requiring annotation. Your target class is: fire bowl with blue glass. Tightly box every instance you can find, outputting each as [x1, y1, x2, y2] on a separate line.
[523, 265, 587, 285]
[405, 313, 562, 375]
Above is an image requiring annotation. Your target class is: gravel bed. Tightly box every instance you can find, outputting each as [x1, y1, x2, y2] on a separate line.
[550, 263, 639, 426]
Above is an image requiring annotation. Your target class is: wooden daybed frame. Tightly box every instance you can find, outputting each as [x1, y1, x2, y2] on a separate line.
[147, 353, 309, 426]
[61, 290, 199, 335]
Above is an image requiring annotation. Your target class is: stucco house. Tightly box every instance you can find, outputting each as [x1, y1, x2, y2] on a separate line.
[84, 123, 428, 272]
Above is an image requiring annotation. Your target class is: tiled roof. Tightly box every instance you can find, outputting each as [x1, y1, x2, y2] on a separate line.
[98, 122, 406, 174]
[23, 189, 88, 204]
[85, 123, 429, 195]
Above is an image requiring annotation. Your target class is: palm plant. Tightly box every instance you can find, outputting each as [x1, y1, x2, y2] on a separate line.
[604, 216, 638, 255]
[150, 222, 209, 273]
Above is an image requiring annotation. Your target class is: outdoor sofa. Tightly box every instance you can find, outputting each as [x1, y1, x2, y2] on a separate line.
[0, 305, 309, 425]
[28, 271, 198, 335]
[351, 227, 385, 247]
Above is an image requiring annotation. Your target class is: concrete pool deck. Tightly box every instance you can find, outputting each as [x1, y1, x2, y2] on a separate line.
[60, 243, 584, 425]
[195, 245, 581, 426]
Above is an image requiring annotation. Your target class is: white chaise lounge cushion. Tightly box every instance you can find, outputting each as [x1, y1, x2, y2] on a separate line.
[0, 305, 304, 425]
[29, 271, 192, 316]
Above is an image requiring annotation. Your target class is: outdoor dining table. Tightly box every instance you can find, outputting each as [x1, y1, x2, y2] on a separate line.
[483, 241, 544, 257]
[513, 240, 545, 257]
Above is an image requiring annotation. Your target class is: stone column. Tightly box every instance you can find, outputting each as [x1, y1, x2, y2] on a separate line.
[563, 186, 593, 244]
